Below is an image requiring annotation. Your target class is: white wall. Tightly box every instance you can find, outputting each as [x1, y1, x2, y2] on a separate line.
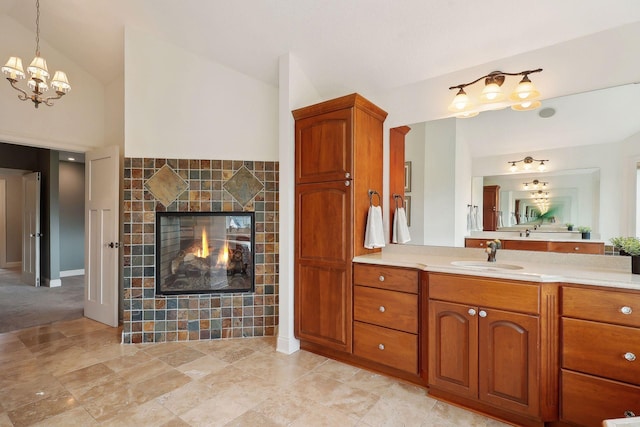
[105, 74, 125, 149]
[276, 53, 321, 354]
[124, 28, 278, 161]
[0, 15, 105, 151]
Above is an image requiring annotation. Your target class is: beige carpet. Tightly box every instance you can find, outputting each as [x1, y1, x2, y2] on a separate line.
[0, 266, 84, 333]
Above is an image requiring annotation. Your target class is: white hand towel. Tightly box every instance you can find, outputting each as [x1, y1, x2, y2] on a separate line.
[392, 207, 411, 244]
[364, 205, 386, 249]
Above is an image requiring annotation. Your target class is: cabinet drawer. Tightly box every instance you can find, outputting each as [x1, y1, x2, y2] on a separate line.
[465, 238, 487, 248]
[563, 286, 640, 327]
[428, 273, 539, 314]
[549, 241, 604, 254]
[353, 264, 418, 293]
[563, 318, 640, 385]
[562, 370, 640, 427]
[502, 240, 549, 251]
[353, 321, 417, 373]
[354, 286, 417, 333]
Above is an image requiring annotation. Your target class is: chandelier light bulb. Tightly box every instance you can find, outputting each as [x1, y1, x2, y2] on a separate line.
[2, 57, 26, 80]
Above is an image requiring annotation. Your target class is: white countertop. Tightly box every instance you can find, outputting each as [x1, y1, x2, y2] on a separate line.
[353, 245, 640, 291]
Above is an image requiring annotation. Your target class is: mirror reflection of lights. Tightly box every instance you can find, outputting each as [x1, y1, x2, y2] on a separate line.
[523, 179, 548, 190]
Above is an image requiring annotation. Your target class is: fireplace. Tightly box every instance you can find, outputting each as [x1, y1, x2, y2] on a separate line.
[156, 212, 255, 295]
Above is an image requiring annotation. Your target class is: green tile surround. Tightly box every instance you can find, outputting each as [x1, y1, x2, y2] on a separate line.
[122, 158, 279, 344]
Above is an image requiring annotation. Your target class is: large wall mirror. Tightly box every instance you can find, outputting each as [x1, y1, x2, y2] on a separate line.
[400, 83, 640, 247]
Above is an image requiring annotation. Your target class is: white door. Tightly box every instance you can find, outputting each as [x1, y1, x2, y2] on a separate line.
[22, 172, 41, 286]
[85, 146, 120, 327]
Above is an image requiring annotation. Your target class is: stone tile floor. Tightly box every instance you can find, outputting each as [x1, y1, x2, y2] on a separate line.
[0, 318, 510, 426]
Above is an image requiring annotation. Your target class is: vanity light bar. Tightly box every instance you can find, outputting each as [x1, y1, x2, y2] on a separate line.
[509, 156, 548, 172]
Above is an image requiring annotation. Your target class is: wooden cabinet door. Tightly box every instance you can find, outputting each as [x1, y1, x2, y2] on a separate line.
[479, 308, 539, 417]
[483, 185, 500, 231]
[428, 300, 478, 399]
[295, 180, 352, 352]
[295, 109, 352, 185]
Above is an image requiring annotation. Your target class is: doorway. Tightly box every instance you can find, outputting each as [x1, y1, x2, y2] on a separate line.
[0, 151, 86, 333]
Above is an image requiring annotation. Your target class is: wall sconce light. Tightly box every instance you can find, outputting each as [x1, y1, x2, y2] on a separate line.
[523, 179, 548, 190]
[508, 156, 548, 172]
[448, 68, 542, 118]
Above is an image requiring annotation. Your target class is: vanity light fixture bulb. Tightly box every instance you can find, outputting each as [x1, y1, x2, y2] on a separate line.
[538, 161, 546, 172]
[510, 162, 517, 172]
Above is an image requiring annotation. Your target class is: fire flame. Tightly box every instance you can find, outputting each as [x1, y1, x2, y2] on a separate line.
[217, 241, 229, 267]
[196, 228, 209, 258]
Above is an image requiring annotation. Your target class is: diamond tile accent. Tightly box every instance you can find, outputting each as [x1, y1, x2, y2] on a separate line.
[144, 164, 189, 207]
[223, 166, 264, 207]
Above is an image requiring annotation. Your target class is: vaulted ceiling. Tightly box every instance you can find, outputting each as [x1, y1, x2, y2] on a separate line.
[1, 0, 639, 155]
[2, 0, 640, 93]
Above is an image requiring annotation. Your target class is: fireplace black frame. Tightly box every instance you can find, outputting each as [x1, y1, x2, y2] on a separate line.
[155, 211, 255, 296]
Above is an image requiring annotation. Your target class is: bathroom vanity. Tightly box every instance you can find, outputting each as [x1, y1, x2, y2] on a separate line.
[344, 247, 640, 427]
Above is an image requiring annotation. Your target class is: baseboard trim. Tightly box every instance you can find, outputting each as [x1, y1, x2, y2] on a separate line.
[276, 334, 300, 355]
[60, 269, 85, 277]
[44, 278, 62, 288]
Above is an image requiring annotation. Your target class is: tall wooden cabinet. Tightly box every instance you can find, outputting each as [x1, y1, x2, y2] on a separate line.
[483, 185, 500, 231]
[293, 94, 387, 353]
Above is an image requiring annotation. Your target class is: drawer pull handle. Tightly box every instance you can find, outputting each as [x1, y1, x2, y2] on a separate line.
[379, 306, 386, 313]
[468, 308, 477, 316]
[625, 410, 636, 417]
[479, 310, 487, 318]
[624, 352, 636, 362]
[378, 275, 385, 282]
[378, 344, 385, 351]
[574, 247, 579, 251]
[621, 306, 633, 315]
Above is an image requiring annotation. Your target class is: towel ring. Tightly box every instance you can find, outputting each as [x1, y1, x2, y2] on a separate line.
[368, 190, 381, 207]
[393, 193, 404, 209]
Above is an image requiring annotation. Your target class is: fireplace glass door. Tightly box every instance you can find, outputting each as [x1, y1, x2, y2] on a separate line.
[156, 212, 255, 295]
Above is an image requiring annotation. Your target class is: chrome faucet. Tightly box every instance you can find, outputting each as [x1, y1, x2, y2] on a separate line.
[486, 239, 501, 262]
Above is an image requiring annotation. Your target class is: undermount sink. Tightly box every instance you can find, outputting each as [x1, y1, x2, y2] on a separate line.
[451, 261, 524, 271]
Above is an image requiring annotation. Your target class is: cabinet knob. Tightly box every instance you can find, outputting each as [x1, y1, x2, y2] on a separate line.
[621, 306, 633, 315]
[345, 172, 351, 179]
[624, 352, 636, 362]
[574, 247, 580, 251]
[345, 180, 350, 187]
[479, 310, 487, 318]
[624, 410, 636, 417]
[378, 275, 385, 282]
[378, 344, 385, 351]
[468, 308, 477, 316]
[479, 243, 484, 247]
[379, 306, 386, 313]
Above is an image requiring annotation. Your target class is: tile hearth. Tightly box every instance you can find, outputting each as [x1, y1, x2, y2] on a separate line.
[0, 318, 509, 426]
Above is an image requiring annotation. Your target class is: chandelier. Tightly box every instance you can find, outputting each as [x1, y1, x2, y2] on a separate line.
[508, 156, 548, 172]
[1, 0, 71, 108]
[448, 69, 542, 118]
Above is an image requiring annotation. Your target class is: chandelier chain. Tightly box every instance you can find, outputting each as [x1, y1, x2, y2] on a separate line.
[35, 0, 40, 57]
